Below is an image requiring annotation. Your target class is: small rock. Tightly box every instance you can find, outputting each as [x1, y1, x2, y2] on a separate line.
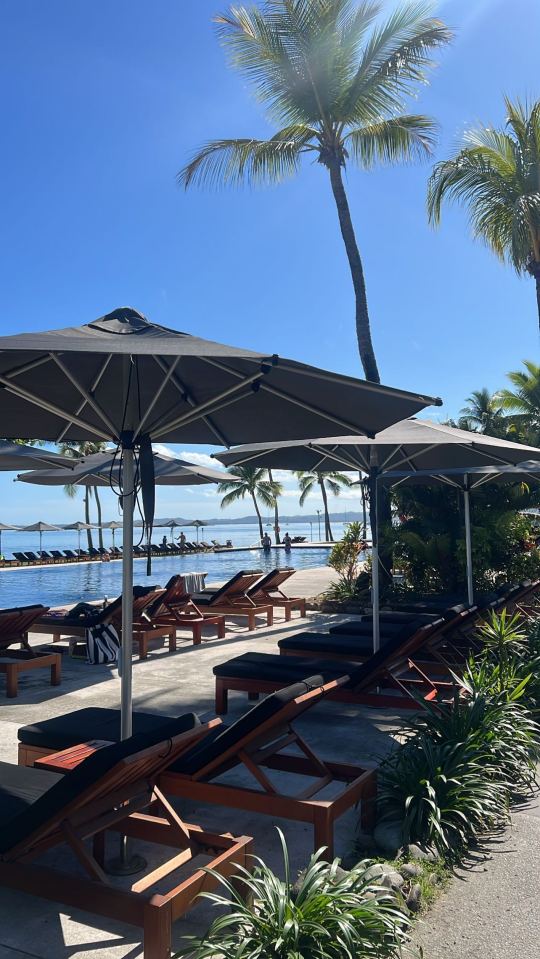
[373, 821, 404, 856]
[381, 870, 405, 890]
[405, 843, 440, 862]
[363, 863, 385, 882]
[406, 883, 422, 912]
[400, 862, 422, 879]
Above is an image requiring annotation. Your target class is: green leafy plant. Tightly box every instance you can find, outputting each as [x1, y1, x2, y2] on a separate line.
[180, 830, 411, 959]
[410, 688, 540, 796]
[379, 734, 508, 859]
[327, 521, 368, 600]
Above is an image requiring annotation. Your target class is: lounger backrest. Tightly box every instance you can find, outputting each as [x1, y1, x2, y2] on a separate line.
[170, 678, 338, 778]
[0, 605, 49, 649]
[346, 615, 448, 690]
[107, 586, 164, 627]
[207, 570, 264, 604]
[248, 568, 295, 595]
[153, 575, 190, 613]
[0, 713, 214, 858]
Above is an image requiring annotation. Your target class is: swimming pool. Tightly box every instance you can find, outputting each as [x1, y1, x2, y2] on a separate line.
[0, 546, 332, 609]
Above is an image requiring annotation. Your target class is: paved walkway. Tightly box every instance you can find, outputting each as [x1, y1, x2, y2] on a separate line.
[413, 796, 540, 959]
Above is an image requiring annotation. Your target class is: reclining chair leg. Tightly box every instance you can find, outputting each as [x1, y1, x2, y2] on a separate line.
[143, 900, 172, 959]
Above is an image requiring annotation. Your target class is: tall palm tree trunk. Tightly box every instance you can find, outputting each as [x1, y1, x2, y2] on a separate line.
[318, 475, 333, 542]
[84, 491, 94, 550]
[251, 492, 264, 542]
[94, 487, 104, 549]
[327, 160, 380, 383]
[268, 468, 280, 543]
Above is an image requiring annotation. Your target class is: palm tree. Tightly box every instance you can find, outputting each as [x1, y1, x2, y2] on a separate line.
[497, 360, 540, 444]
[217, 465, 282, 541]
[459, 388, 506, 437]
[428, 97, 540, 330]
[179, 0, 451, 382]
[58, 441, 107, 549]
[295, 469, 351, 540]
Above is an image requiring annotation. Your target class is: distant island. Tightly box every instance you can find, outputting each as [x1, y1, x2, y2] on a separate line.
[152, 512, 363, 527]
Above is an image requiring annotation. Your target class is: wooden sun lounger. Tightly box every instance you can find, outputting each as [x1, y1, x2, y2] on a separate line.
[148, 575, 226, 645]
[0, 604, 61, 698]
[32, 587, 176, 661]
[211, 610, 472, 715]
[17, 680, 377, 858]
[2, 715, 252, 959]
[192, 570, 273, 630]
[247, 567, 307, 620]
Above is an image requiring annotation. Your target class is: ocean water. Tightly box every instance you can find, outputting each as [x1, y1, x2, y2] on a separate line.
[0, 521, 341, 608]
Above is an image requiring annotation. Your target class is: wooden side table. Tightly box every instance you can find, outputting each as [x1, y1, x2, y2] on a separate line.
[34, 739, 113, 773]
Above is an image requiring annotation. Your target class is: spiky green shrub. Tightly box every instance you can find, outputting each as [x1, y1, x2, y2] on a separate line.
[379, 734, 508, 859]
[180, 830, 411, 959]
[411, 687, 540, 795]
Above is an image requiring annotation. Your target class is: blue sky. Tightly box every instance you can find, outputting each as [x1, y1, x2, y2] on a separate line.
[0, 0, 538, 524]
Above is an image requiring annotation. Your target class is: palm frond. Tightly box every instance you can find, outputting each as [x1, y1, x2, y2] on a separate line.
[179, 133, 311, 189]
[346, 113, 436, 167]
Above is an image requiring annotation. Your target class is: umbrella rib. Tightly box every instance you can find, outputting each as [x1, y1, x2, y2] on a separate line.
[273, 360, 442, 407]
[257, 381, 373, 436]
[0, 375, 109, 441]
[149, 370, 266, 438]
[55, 355, 113, 444]
[133, 356, 181, 440]
[2, 355, 55, 379]
[351, 446, 370, 471]
[147, 357, 230, 447]
[49, 354, 118, 437]
[309, 444, 366, 471]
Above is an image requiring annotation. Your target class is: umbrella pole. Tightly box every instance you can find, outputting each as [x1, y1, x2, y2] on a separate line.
[369, 456, 380, 653]
[120, 444, 134, 741]
[109, 441, 146, 876]
[463, 481, 474, 605]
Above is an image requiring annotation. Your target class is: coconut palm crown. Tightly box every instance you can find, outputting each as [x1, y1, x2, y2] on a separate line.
[218, 465, 282, 540]
[428, 97, 540, 329]
[179, 0, 451, 382]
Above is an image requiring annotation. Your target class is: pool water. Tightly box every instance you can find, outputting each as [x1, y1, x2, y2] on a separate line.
[0, 546, 332, 609]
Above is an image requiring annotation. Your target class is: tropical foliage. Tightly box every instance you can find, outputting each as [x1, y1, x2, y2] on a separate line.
[428, 97, 540, 329]
[379, 611, 540, 860]
[59, 441, 107, 549]
[387, 480, 540, 597]
[327, 520, 367, 599]
[217, 465, 282, 540]
[180, 0, 451, 380]
[497, 360, 540, 445]
[180, 829, 411, 959]
[296, 469, 351, 541]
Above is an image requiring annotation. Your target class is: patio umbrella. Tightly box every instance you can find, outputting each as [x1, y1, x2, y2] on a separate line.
[21, 521, 63, 556]
[0, 305, 439, 740]
[215, 419, 540, 649]
[0, 521, 20, 556]
[63, 520, 96, 555]
[190, 519, 206, 542]
[382, 461, 540, 604]
[0, 439, 77, 470]
[100, 519, 123, 549]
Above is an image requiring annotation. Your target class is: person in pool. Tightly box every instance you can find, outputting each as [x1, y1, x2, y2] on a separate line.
[283, 531, 292, 551]
[262, 532, 272, 550]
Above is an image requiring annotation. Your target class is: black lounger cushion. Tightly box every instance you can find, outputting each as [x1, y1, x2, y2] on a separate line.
[278, 632, 382, 656]
[328, 615, 435, 637]
[171, 678, 320, 776]
[1, 713, 200, 855]
[18, 707, 179, 752]
[213, 651, 349, 684]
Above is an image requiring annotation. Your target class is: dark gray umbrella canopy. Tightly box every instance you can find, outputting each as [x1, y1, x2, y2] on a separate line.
[1, 306, 440, 750]
[0, 308, 440, 445]
[0, 440, 76, 470]
[17, 450, 232, 487]
[215, 418, 540, 472]
[215, 420, 540, 649]
[21, 521, 63, 532]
